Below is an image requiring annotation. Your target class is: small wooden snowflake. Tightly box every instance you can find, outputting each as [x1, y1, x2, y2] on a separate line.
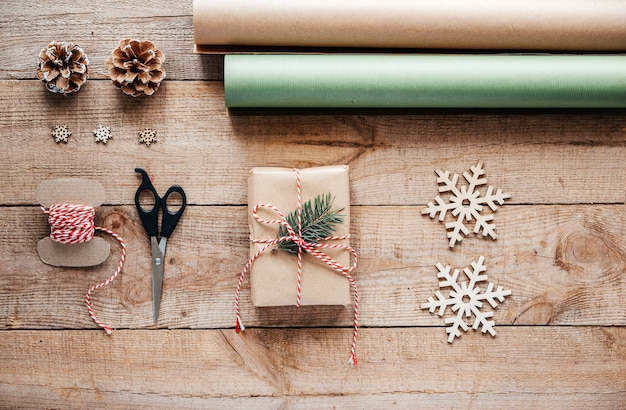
[51, 125, 71, 143]
[139, 128, 157, 146]
[93, 125, 112, 144]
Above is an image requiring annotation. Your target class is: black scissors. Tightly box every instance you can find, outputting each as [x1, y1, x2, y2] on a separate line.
[134, 168, 187, 322]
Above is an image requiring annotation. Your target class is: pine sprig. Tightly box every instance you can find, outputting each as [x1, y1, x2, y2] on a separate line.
[276, 193, 345, 255]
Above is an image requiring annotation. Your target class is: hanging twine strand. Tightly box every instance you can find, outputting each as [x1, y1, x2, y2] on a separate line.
[235, 168, 360, 366]
[42, 203, 126, 335]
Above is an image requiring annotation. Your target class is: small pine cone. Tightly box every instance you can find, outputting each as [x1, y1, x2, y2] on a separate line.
[36, 42, 89, 94]
[106, 38, 166, 97]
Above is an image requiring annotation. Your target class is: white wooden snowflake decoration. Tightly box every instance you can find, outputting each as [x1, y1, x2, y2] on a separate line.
[421, 161, 511, 247]
[422, 256, 511, 343]
[139, 128, 157, 146]
[93, 125, 112, 144]
[51, 124, 71, 143]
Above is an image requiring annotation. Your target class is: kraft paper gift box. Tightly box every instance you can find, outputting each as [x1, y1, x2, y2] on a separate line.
[248, 165, 351, 307]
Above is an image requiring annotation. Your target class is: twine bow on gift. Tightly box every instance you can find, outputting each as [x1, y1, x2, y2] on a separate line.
[235, 168, 360, 366]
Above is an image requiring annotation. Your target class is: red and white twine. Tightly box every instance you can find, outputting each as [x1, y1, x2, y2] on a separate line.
[42, 203, 126, 335]
[234, 168, 360, 366]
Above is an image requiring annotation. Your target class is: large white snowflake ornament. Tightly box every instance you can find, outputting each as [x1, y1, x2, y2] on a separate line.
[422, 256, 511, 343]
[422, 161, 511, 247]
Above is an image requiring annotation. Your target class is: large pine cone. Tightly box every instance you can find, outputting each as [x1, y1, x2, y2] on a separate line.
[37, 42, 89, 94]
[106, 39, 166, 97]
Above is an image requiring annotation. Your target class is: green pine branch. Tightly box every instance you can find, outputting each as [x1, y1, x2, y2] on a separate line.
[276, 193, 345, 255]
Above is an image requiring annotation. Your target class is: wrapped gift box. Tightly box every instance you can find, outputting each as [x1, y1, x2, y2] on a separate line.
[248, 165, 352, 306]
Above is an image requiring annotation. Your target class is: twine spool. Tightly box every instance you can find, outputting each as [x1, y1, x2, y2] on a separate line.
[42, 203, 126, 334]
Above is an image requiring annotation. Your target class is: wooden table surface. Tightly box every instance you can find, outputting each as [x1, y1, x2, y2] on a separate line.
[1, 1, 625, 408]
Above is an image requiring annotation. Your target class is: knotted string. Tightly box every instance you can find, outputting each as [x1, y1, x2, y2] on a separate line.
[235, 168, 360, 366]
[42, 203, 126, 335]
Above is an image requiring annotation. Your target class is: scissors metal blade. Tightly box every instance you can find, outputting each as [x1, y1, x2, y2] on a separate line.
[151, 236, 164, 322]
[158, 237, 167, 257]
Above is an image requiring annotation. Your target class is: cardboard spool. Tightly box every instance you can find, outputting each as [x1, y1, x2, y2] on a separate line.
[36, 178, 110, 267]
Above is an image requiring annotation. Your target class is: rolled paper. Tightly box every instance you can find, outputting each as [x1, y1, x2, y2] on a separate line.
[224, 54, 626, 108]
[194, 0, 626, 52]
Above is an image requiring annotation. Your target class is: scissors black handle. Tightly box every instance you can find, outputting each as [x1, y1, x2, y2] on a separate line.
[160, 185, 187, 238]
[134, 168, 187, 238]
[135, 168, 161, 237]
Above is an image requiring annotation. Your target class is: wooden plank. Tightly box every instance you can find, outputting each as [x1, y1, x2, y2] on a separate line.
[0, 81, 624, 206]
[0, 327, 624, 408]
[1, 204, 623, 330]
[3, 0, 624, 406]
[0, 1, 222, 81]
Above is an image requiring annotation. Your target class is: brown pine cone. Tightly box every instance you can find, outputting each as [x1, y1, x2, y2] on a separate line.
[36, 42, 89, 94]
[106, 39, 166, 97]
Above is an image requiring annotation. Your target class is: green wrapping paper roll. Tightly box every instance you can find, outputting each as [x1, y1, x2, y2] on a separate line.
[224, 54, 626, 108]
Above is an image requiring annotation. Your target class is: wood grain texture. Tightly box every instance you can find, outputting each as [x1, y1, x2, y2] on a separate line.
[0, 1, 222, 81]
[0, 81, 624, 206]
[1, 0, 625, 407]
[0, 204, 623, 330]
[0, 328, 624, 409]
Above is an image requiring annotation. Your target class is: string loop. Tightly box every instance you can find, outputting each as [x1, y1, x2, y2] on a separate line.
[42, 204, 126, 335]
[235, 169, 360, 366]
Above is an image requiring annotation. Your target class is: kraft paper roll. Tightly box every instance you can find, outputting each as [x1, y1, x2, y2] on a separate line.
[224, 54, 626, 108]
[193, 0, 626, 52]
